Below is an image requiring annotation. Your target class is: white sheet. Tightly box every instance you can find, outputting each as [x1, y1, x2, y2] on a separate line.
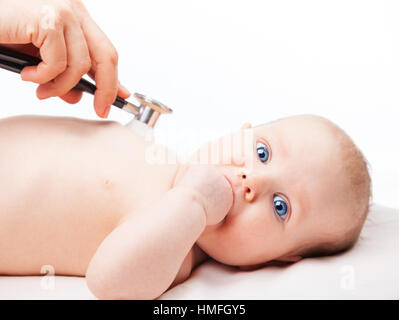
[0, 203, 398, 299]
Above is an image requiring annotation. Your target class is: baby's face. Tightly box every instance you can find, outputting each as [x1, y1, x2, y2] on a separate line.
[194, 115, 352, 267]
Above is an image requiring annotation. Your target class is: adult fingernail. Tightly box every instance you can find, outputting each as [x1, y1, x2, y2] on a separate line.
[102, 105, 111, 118]
[119, 83, 131, 95]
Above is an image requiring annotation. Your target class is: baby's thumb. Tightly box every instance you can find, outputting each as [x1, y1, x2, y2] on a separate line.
[202, 169, 234, 225]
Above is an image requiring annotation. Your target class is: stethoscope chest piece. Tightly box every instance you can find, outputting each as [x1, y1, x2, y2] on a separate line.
[131, 93, 172, 128]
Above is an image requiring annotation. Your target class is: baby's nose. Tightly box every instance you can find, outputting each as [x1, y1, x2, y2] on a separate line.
[237, 170, 257, 202]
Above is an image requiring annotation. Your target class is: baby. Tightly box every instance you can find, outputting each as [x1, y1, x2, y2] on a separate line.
[0, 114, 371, 299]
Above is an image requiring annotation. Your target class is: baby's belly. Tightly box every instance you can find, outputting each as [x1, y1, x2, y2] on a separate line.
[0, 116, 177, 276]
[0, 190, 124, 276]
[0, 150, 128, 275]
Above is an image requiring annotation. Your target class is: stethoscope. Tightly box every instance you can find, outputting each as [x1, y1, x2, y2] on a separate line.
[0, 46, 172, 128]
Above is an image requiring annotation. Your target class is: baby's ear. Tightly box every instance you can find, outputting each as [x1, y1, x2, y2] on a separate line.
[240, 123, 252, 130]
[276, 255, 303, 263]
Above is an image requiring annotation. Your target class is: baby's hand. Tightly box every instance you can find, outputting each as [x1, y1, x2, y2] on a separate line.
[175, 165, 233, 225]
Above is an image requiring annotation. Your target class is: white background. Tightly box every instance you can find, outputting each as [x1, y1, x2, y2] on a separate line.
[0, 0, 398, 207]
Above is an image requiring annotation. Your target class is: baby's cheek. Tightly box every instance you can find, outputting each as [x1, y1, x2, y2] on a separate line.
[246, 205, 279, 239]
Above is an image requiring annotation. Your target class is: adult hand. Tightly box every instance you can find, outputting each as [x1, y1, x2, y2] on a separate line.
[0, 0, 130, 118]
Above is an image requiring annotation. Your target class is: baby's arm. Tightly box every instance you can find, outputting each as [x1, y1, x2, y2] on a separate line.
[86, 166, 233, 300]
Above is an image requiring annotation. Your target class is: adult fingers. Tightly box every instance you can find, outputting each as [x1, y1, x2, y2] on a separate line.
[93, 58, 118, 117]
[36, 20, 91, 100]
[59, 89, 83, 104]
[81, 16, 119, 118]
[57, 82, 126, 105]
[88, 71, 131, 101]
[20, 28, 67, 84]
[117, 82, 131, 99]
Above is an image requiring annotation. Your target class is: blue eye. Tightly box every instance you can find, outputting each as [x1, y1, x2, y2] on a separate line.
[273, 195, 288, 219]
[256, 142, 269, 163]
